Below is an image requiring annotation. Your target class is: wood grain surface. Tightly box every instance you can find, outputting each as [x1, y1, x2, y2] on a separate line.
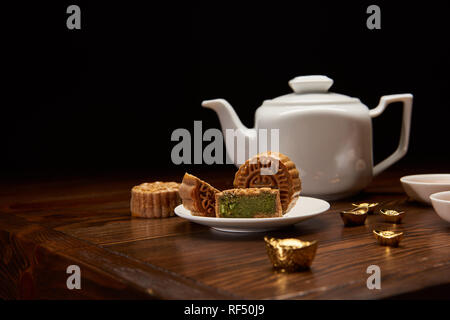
[0, 165, 449, 299]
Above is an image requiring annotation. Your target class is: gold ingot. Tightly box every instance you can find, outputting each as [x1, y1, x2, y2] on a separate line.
[380, 209, 404, 224]
[264, 237, 318, 272]
[352, 202, 378, 214]
[340, 207, 368, 226]
[373, 230, 403, 247]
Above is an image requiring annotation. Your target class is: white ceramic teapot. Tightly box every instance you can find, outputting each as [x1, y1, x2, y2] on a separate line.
[202, 75, 413, 200]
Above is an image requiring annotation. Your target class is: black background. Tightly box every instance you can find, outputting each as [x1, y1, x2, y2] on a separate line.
[2, 1, 449, 178]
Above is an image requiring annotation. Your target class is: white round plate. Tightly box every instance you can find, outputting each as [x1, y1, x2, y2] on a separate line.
[174, 196, 330, 233]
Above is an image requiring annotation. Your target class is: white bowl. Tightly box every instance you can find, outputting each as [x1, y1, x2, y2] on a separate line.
[430, 191, 450, 223]
[400, 174, 450, 205]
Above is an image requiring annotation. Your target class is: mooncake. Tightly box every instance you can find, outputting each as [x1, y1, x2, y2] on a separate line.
[178, 173, 220, 217]
[233, 152, 301, 213]
[130, 181, 181, 218]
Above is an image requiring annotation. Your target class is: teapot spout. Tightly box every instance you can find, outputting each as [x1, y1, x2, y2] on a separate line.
[201, 99, 257, 166]
[201, 99, 247, 132]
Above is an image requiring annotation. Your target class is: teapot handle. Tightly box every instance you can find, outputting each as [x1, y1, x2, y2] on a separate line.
[369, 94, 413, 176]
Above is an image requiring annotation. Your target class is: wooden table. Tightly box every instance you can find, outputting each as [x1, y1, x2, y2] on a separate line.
[1, 165, 449, 299]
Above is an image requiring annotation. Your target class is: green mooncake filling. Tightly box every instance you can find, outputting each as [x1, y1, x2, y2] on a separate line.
[218, 193, 277, 218]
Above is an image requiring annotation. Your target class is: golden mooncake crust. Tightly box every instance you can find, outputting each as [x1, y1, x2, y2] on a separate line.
[233, 152, 301, 213]
[178, 173, 220, 217]
[130, 182, 181, 218]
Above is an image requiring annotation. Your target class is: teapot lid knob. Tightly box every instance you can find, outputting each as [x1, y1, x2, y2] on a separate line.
[288, 75, 334, 94]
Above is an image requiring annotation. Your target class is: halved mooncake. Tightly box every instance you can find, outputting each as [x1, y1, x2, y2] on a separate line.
[233, 152, 301, 214]
[130, 182, 181, 218]
[215, 188, 282, 218]
[178, 173, 220, 217]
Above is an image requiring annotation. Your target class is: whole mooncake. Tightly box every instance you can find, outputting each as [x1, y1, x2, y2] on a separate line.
[130, 182, 181, 218]
[233, 152, 301, 214]
[215, 188, 282, 218]
[178, 173, 220, 217]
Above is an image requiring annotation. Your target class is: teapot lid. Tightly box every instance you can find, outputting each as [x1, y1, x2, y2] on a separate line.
[262, 75, 360, 106]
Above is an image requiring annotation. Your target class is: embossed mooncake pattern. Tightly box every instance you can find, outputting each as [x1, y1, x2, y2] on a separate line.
[178, 173, 220, 217]
[233, 152, 301, 213]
